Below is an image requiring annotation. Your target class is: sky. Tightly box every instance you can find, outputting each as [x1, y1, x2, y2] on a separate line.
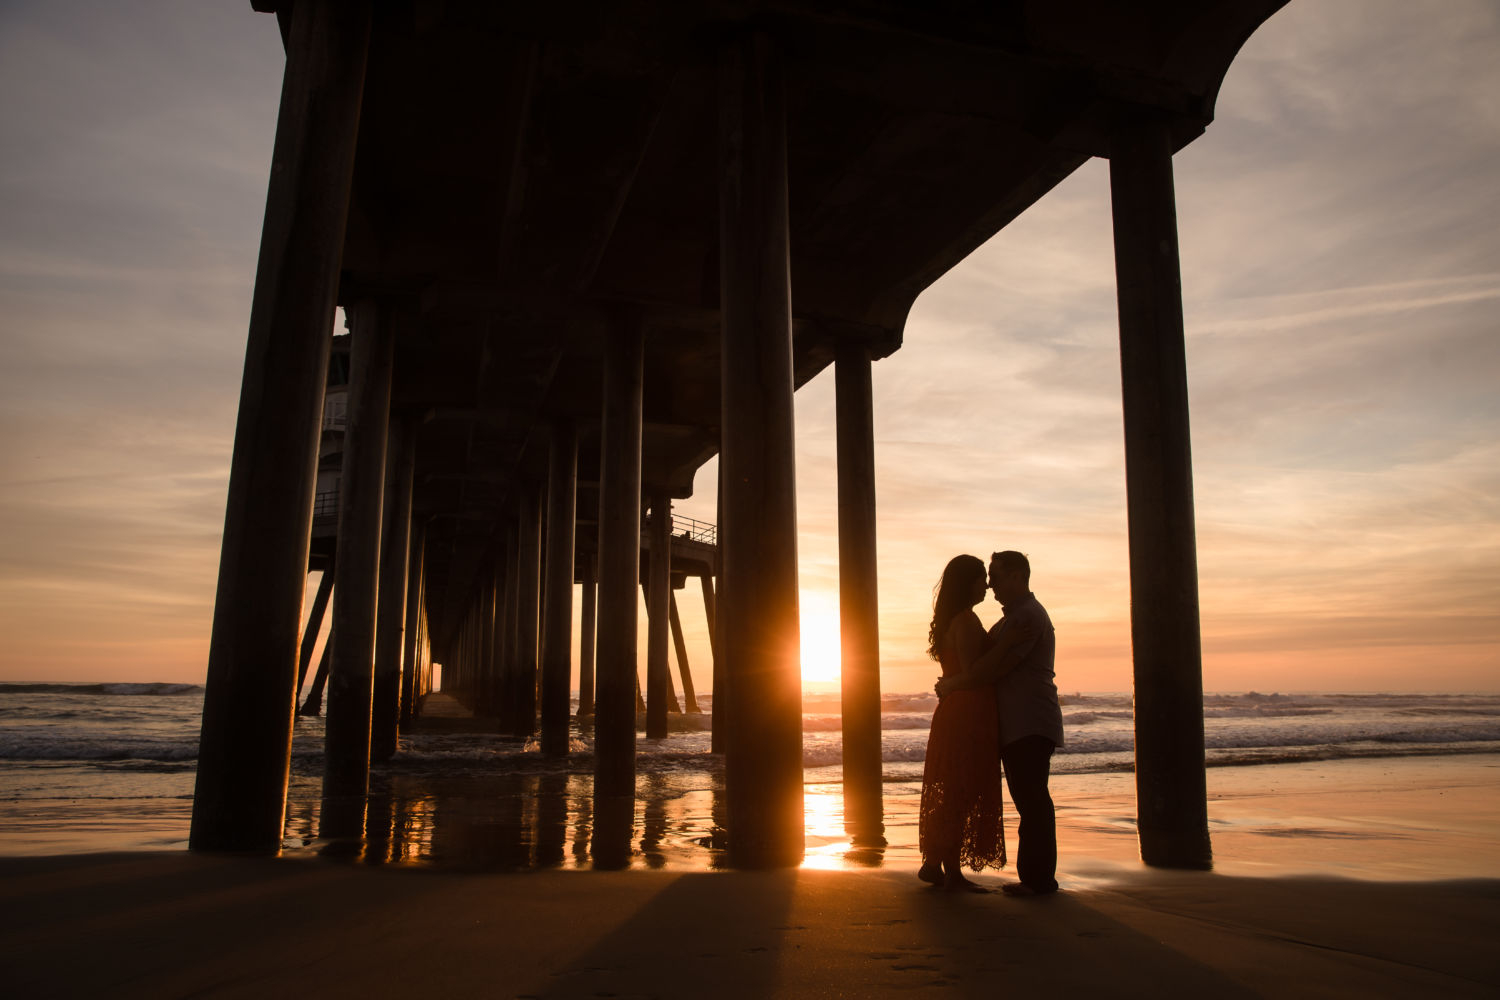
[1, 1, 1496, 695]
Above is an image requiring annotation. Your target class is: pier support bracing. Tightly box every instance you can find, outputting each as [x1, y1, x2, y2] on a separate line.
[1109, 115, 1213, 870]
[577, 553, 597, 717]
[645, 489, 672, 739]
[512, 488, 543, 737]
[321, 299, 395, 838]
[718, 32, 804, 867]
[372, 419, 415, 762]
[540, 422, 578, 755]
[836, 343, 885, 844]
[669, 592, 699, 714]
[296, 564, 335, 703]
[190, 0, 371, 853]
[595, 323, 644, 798]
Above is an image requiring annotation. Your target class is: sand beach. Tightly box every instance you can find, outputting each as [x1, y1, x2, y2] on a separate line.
[2, 752, 1497, 997]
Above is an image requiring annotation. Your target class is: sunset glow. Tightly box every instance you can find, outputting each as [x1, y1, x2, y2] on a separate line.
[799, 590, 842, 686]
[0, 2, 1496, 695]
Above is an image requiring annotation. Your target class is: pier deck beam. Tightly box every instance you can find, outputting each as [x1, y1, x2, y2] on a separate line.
[1109, 114, 1213, 870]
[595, 323, 644, 798]
[190, 0, 370, 854]
[645, 490, 672, 739]
[321, 299, 395, 838]
[372, 420, 415, 762]
[540, 422, 578, 755]
[836, 342, 885, 844]
[718, 32, 804, 867]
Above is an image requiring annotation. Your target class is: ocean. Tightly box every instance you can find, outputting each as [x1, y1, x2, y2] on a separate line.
[3, 683, 1498, 864]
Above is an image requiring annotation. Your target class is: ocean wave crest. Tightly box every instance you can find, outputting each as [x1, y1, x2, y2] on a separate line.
[0, 682, 203, 697]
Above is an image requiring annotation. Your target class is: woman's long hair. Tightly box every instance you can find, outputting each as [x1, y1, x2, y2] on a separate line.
[927, 554, 985, 661]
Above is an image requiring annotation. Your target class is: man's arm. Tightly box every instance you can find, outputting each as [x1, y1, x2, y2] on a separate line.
[935, 619, 1038, 696]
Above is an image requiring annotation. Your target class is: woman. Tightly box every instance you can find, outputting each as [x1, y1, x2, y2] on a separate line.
[918, 554, 1008, 890]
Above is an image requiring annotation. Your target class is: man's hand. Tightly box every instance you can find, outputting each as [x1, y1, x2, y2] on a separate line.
[934, 676, 955, 699]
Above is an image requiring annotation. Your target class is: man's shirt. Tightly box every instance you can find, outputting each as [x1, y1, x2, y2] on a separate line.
[989, 592, 1063, 749]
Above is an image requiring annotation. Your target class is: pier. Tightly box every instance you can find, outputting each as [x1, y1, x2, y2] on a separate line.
[192, 0, 1287, 868]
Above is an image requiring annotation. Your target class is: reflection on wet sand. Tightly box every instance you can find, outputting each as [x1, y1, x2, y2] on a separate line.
[281, 768, 889, 872]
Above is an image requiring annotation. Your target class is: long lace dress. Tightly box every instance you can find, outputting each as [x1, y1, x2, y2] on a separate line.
[918, 610, 1007, 871]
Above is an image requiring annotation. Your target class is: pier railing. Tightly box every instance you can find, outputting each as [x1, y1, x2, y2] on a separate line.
[671, 513, 716, 546]
[643, 512, 717, 547]
[313, 490, 339, 521]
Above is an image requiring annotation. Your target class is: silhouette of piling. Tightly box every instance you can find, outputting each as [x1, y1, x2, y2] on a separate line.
[836, 342, 885, 844]
[718, 32, 805, 867]
[595, 323, 644, 798]
[540, 422, 578, 755]
[321, 299, 395, 839]
[1110, 115, 1213, 870]
[645, 491, 673, 738]
[577, 554, 597, 718]
[372, 419, 415, 762]
[189, 0, 371, 854]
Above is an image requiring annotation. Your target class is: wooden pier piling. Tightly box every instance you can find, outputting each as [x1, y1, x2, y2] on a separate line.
[1110, 115, 1213, 870]
[321, 299, 395, 838]
[190, 0, 370, 854]
[836, 342, 885, 844]
[645, 490, 673, 739]
[718, 32, 805, 867]
[577, 554, 597, 718]
[540, 422, 578, 755]
[595, 323, 644, 798]
[372, 420, 415, 762]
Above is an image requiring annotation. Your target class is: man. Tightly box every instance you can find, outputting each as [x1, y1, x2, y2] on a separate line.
[935, 550, 1061, 895]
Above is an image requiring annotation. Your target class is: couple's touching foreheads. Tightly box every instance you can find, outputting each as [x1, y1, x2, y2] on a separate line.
[919, 550, 1062, 896]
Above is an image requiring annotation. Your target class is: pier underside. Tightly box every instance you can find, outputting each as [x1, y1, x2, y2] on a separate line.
[194, 0, 1286, 865]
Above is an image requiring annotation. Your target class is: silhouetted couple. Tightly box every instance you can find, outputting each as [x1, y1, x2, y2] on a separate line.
[919, 550, 1062, 896]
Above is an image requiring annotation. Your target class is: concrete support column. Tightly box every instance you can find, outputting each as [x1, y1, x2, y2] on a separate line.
[513, 489, 543, 737]
[321, 299, 395, 838]
[540, 423, 578, 755]
[399, 519, 425, 725]
[1109, 115, 1212, 870]
[705, 569, 723, 749]
[594, 324, 644, 797]
[503, 522, 521, 725]
[835, 342, 885, 844]
[645, 489, 672, 739]
[190, 0, 371, 854]
[495, 554, 513, 719]
[577, 553, 597, 717]
[372, 420, 415, 762]
[718, 32, 804, 867]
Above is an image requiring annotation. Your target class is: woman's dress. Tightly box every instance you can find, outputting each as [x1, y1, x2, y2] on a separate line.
[919, 613, 1006, 871]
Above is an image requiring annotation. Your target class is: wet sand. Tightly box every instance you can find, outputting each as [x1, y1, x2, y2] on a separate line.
[2, 755, 1498, 996]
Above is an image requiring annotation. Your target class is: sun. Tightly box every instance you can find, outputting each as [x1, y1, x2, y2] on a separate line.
[799, 590, 842, 685]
